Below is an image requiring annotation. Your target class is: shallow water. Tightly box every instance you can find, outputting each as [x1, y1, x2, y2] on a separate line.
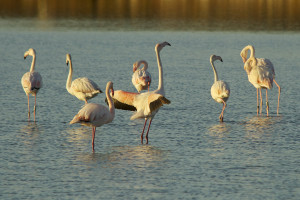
[0, 27, 300, 199]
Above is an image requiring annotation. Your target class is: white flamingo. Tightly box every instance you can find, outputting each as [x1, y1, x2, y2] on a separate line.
[70, 81, 115, 152]
[21, 48, 43, 121]
[110, 42, 171, 144]
[240, 45, 281, 116]
[66, 53, 102, 104]
[132, 60, 152, 92]
[210, 55, 230, 122]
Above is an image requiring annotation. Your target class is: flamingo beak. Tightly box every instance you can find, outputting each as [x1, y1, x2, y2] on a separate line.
[111, 89, 114, 96]
[242, 57, 247, 63]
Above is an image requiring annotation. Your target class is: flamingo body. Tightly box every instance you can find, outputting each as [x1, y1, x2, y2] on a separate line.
[132, 60, 151, 92]
[209, 55, 230, 122]
[240, 45, 280, 116]
[109, 42, 171, 144]
[21, 48, 42, 121]
[70, 81, 115, 151]
[66, 54, 102, 104]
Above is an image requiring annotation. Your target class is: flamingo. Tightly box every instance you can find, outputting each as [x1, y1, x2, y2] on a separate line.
[240, 45, 281, 116]
[70, 81, 115, 152]
[132, 60, 152, 92]
[210, 55, 230, 122]
[65, 53, 102, 104]
[21, 48, 43, 121]
[110, 42, 171, 144]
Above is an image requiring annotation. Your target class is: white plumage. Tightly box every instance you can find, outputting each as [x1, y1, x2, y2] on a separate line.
[240, 45, 281, 116]
[21, 48, 43, 121]
[70, 81, 115, 151]
[65, 53, 102, 104]
[210, 55, 230, 122]
[111, 42, 171, 144]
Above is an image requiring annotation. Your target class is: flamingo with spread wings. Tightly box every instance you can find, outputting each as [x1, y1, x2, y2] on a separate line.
[132, 60, 151, 92]
[21, 48, 43, 121]
[109, 42, 171, 144]
[240, 45, 281, 116]
[209, 55, 230, 122]
[70, 81, 115, 152]
[65, 53, 102, 104]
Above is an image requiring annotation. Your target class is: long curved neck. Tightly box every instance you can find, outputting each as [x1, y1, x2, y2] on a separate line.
[210, 60, 219, 83]
[155, 49, 164, 93]
[66, 60, 73, 92]
[138, 60, 148, 70]
[106, 88, 115, 119]
[247, 46, 257, 65]
[29, 54, 36, 72]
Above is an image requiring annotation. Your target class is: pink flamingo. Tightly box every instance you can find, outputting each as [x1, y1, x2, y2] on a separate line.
[21, 48, 43, 121]
[110, 42, 171, 144]
[70, 81, 115, 152]
[132, 60, 151, 92]
[240, 45, 281, 116]
[210, 55, 230, 122]
[66, 53, 102, 104]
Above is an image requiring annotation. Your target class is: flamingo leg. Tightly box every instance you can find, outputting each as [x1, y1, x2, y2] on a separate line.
[259, 88, 263, 115]
[141, 119, 148, 144]
[273, 79, 281, 115]
[34, 95, 37, 122]
[92, 127, 96, 152]
[256, 88, 259, 115]
[84, 99, 88, 104]
[266, 89, 269, 116]
[219, 99, 226, 122]
[145, 119, 153, 144]
[27, 94, 30, 120]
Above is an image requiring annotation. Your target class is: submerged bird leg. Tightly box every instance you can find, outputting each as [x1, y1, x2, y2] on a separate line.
[265, 89, 270, 116]
[256, 89, 259, 115]
[219, 99, 226, 122]
[27, 95, 30, 120]
[92, 127, 96, 152]
[148, 81, 150, 91]
[141, 119, 148, 144]
[259, 88, 263, 115]
[273, 79, 281, 115]
[34, 95, 37, 122]
[145, 119, 153, 144]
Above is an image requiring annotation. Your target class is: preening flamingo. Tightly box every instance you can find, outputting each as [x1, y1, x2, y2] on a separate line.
[66, 53, 102, 104]
[210, 55, 230, 122]
[21, 48, 43, 121]
[132, 60, 152, 92]
[110, 42, 171, 144]
[70, 81, 115, 152]
[240, 45, 281, 116]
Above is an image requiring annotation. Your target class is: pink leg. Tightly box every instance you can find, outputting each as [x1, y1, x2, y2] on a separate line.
[85, 99, 88, 104]
[266, 89, 269, 116]
[145, 119, 152, 144]
[141, 119, 148, 144]
[273, 79, 281, 115]
[34, 95, 37, 122]
[92, 127, 96, 152]
[259, 88, 263, 115]
[27, 95, 30, 121]
[256, 89, 259, 115]
[219, 99, 226, 122]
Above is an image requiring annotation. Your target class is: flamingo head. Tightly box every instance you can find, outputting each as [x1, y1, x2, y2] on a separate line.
[24, 48, 36, 59]
[66, 53, 71, 66]
[210, 55, 223, 63]
[155, 41, 171, 52]
[132, 61, 138, 72]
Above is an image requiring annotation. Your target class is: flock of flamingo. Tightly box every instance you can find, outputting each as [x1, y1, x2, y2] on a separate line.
[21, 42, 281, 151]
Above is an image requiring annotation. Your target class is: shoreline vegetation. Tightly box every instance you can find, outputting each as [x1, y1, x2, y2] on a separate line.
[0, 0, 299, 31]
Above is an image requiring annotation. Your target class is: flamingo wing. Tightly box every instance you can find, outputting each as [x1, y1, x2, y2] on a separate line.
[107, 90, 137, 111]
[148, 94, 171, 113]
[71, 78, 102, 94]
[21, 72, 43, 93]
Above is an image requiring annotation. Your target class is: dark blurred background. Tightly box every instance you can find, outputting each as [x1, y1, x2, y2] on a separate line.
[1, 0, 299, 31]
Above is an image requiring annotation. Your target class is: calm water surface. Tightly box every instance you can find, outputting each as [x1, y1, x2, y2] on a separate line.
[0, 25, 299, 199]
